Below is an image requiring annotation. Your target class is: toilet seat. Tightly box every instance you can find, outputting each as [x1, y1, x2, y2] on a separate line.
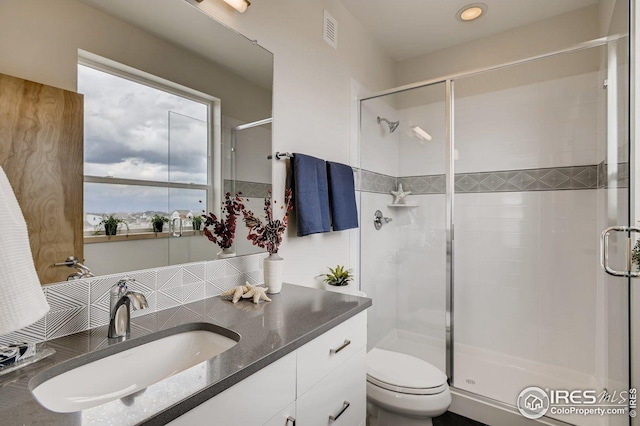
[366, 348, 448, 395]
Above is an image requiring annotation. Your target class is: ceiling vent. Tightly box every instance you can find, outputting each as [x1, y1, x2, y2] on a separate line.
[323, 10, 338, 49]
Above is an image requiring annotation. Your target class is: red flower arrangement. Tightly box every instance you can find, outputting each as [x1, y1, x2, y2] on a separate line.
[202, 192, 244, 249]
[242, 189, 293, 255]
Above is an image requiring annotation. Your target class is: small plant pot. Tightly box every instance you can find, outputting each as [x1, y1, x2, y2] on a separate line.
[104, 224, 118, 236]
[152, 222, 164, 233]
[323, 282, 355, 295]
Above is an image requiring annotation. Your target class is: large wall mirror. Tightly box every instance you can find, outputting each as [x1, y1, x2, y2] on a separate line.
[0, 0, 273, 283]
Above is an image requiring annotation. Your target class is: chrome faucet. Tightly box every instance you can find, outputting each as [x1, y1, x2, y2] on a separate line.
[54, 256, 96, 281]
[108, 278, 148, 339]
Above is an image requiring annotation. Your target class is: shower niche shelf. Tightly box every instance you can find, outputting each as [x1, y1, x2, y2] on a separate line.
[387, 204, 418, 208]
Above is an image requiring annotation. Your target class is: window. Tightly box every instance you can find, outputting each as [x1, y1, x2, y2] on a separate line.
[78, 61, 213, 235]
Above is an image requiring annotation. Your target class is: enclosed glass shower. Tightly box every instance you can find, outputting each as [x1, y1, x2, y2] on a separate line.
[359, 33, 631, 425]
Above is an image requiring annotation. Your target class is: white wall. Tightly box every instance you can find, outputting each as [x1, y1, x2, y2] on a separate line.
[189, 0, 395, 287]
[395, 5, 601, 87]
[0, 0, 272, 122]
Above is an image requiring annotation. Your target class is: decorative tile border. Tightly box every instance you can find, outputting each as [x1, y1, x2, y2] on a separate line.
[398, 174, 445, 194]
[0, 253, 267, 346]
[358, 164, 608, 195]
[223, 179, 271, 198]
[598, 161, 629, 189]
[397, 165, 599, 194]
[358, 169, 397, 194]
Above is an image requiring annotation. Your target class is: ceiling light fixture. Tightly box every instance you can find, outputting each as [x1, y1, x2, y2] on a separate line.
[412, 126, 433, 141]
[223, 0, 250, 13]
[456, 3, 487, 22]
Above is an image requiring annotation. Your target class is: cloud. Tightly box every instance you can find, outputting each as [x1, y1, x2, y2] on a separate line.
[79, 65, 208, 184]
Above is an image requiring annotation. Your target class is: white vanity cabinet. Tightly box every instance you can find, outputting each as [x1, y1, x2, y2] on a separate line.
[169, 311, 367, 426]
[263, 401, 297, 426]
[295, 346, 366, 426]
[168, 351, 297, 426]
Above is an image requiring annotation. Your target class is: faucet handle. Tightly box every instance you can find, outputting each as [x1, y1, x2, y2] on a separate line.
[114, 276, 138, 291]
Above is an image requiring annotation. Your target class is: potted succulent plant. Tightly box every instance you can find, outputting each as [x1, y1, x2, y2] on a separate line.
[151, 214, 169, 233]
[319, 265, 355, 294]
[241, 189, 293, 294]
[96, 214, 129, 236]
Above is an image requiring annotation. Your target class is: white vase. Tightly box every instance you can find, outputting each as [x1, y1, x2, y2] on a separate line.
[263, 253, 284, 294]
[217, 247, 236, 259]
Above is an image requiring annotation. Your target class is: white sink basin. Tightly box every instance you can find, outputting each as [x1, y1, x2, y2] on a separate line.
[30, 323, 240, 413]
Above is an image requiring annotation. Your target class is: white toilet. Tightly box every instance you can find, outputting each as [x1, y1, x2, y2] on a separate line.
[366, 348, 451, 426]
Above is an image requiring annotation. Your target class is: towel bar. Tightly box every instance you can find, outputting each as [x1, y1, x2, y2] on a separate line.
[267, 152, 294, 160]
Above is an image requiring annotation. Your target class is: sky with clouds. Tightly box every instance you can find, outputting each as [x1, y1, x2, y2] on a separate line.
[78, 65, 209, 215]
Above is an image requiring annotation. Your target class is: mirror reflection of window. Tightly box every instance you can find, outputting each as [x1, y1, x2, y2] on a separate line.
[78, 62, 212, 234]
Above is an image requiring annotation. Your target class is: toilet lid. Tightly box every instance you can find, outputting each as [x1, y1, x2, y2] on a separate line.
[366, 348, 447, 391]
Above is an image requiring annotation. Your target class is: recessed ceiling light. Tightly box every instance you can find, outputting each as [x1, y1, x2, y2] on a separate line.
[456, 3, 487, 22]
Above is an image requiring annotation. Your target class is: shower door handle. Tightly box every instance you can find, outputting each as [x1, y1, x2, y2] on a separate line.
[600, 226, 640, 277]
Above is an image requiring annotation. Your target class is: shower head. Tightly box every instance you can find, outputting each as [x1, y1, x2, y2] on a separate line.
[377, 116, 400, 133]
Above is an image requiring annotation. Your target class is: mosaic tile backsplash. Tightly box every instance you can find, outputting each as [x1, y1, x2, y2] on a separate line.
[0, 253, 267, 346]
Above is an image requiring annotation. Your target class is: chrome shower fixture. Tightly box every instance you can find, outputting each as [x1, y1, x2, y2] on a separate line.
[377, 116, 400, 133]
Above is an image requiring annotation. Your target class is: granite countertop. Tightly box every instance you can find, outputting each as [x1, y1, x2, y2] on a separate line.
[0, 284, 371, 426]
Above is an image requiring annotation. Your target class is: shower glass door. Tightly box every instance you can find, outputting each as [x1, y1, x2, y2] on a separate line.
[359, 82, 449, 372]
[452, 39, 630, 425]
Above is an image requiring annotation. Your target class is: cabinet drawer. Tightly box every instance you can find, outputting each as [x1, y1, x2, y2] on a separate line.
[297, 311, 366, 397]
[296, 346, 366, 426]
[168, 352, 296, 426]
[264, 401, 296, 426]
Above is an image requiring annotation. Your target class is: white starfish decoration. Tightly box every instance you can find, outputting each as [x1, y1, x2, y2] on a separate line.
[391, 183, 411, 204]
[220, 284, 249, 303]
[242, 283, 272, 304]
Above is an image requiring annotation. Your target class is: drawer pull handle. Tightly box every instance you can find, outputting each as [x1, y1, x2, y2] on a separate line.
[330, 339, 351, 355]
[329, 400, 350, 422]
[286, 416, 296, 425]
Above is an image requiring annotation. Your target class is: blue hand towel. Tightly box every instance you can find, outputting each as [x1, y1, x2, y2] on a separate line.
[292, 154, 331, 236]
[326, 161, 359, 231]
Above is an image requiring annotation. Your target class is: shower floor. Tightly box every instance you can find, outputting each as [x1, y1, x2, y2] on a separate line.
[374, 329, 612, 426]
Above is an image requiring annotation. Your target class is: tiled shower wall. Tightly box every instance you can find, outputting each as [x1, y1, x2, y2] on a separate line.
[358, 68, 610, 420]
[0, 253, 267, 346]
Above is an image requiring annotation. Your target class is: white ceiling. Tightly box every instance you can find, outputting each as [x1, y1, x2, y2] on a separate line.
[80, 0, 273, 90]
[339, 0, 599, 62]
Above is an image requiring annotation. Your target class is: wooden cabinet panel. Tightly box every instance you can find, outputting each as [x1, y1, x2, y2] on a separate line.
[0, 73, 83, 284]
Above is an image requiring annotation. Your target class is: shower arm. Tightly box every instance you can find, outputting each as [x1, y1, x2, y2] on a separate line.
[377, 117, 393, 126]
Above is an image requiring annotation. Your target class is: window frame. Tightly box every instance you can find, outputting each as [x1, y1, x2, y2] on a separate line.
[78, 52, 221, 238]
